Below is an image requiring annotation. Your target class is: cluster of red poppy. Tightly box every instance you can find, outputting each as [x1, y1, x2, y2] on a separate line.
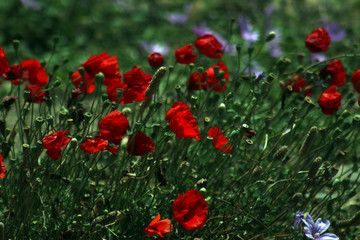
[1, 47, 49, 103]
[292, 27, 360, 115]
[143, 189, 208, 238]
[0, 154, 5, 179]
[41, 109, 156, 160]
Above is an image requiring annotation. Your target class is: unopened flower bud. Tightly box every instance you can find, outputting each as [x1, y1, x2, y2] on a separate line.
[218, 103, 226, 115]
[24, 90, 30, 100]
[273, 146, 288, 161]
[308, 157, 322, 179]
[70, 138, 78, 148]
[236, 44, 242, 54]
[291, 192, 303, 203]
[95, 73, 104, 85]
[265, 31, 276, 42]
[299, 126, 318, 158]
[13, 40, 20, 53]
[52, 79, 61, 88]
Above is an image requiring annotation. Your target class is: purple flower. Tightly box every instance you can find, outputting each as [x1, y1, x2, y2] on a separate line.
[21, 0, 41, 10]
[141, 42, 169, 55]
[166, 13, 188, 24]
[322, 21, 346, 42]
[238, 15, 259, 44]
[310, 53, 327, 63]
[294, 212, 305, 227]
[264, 4, 274, 17]
[244, 61, 263, 76]
[302, 214, 339, 240]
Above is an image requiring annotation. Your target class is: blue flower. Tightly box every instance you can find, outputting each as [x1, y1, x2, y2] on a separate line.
[302, 214, 339, 240]
[238, 15, 259, 44]
[294, 212, 304, 227]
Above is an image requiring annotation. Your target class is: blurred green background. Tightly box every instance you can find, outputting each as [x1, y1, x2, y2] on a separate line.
[0, 0, 358, 71]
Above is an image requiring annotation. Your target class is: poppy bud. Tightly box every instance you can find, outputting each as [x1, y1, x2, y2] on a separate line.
[265, 31, 276, 42]
[308, 157, 322, 179]
[273, 146, 288, 161]
[0, 222, 4, 240]
[332, 127, 342, 139]
[122, 107, 132, 118]
[266, 73, 276, 83]
[190, 96, 198, 106]
[95, 73, 104, 86]
[248, 45, 254, 56]
[298, 53, 305, 64]
[218, 103, 226, 115]
[291, 192, 303, 203]
[70, 138, 78, 149]
[12, 40, 20, 53]
[78, 67, 85, 80]
[67, 119, 73, 128]
[353, 114, 360, 128]
[147, 52, 164, 68]
[59, 111, 67, 121]
[299, 126, 318, 158]
[236, 44, 242, 54]
[52, 79, 61, 88]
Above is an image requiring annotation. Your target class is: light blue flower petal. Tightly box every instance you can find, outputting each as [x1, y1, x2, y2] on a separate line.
[316, 219, 330, 234]
[317, 233, 339, 240]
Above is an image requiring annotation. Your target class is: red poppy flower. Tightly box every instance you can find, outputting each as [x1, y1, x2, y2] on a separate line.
[107, 67, 151, 104]
[127, 131, 155, 156]
[188, 61, 229, 92]
[99, 110, 129, 145]
[42, 130, 71, 160]
[173, 189, 208, 230]
[0, 47, 10, 76]
[318, 86, 341, 115]
[208, 126, 232, 154]
[3, 64, 22, 85]
[25, 85, 46, 104]
[148, 52, 164, 68]
[195, 34, 223, 59]
[320, 59, 346, 87]
[143, 214, 172, 238]
[286, 75, 313, 96]
[0, 154, 5, 179]
[165, 101, 200, 140]
[175, 44, 197, 64]
[80, 136, 108, 154]
[71, 52, 121, 93]
[351, 70, 360, 93]
[21, 59, 48, 87]
[305, 27, 331, 53]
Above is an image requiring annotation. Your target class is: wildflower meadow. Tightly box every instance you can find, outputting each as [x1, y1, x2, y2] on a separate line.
[1, 0, 360, 239]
